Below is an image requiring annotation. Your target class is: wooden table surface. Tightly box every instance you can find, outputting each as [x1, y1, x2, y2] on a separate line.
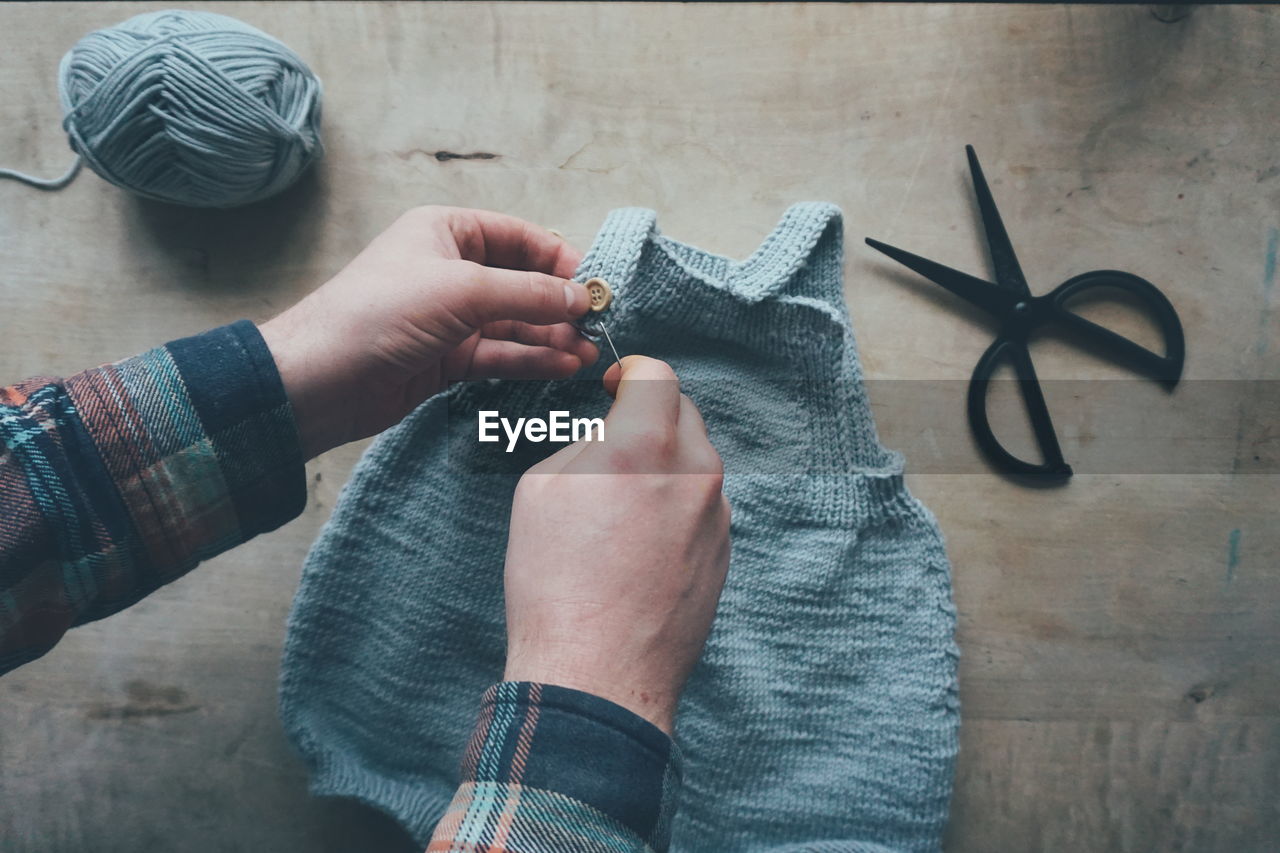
[2, 3, 1276, 851]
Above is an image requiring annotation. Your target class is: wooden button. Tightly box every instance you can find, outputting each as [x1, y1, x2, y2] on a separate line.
[585, 277, 613, 312]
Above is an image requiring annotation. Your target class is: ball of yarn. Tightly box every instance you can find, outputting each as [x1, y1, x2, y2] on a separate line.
[57, 10, 323, 208]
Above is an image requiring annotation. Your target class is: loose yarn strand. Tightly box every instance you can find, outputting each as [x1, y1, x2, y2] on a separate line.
[0, 156, 82, 190]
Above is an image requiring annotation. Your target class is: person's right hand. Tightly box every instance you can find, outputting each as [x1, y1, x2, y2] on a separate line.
[502, 356, 731, 734]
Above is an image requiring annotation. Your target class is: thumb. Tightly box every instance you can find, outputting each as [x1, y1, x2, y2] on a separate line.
[449, 264, 591, 329]
[602, 356, 682, 433]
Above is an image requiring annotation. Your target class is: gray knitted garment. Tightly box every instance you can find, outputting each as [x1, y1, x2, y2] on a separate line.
[280, 203, 960, 851]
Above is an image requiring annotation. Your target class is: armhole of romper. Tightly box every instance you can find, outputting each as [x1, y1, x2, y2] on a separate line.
[642, 203, 847, 311]
[728, 202, 845, 305]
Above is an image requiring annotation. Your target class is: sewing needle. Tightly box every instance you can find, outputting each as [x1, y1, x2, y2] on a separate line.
[597, 323, 623, 369]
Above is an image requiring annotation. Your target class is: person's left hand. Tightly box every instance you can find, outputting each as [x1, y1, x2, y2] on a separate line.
[259, 206, 597, 458]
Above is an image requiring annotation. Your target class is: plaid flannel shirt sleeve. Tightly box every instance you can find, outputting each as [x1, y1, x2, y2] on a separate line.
[0, 320, 305, 674]
[429, 682, 683, 853]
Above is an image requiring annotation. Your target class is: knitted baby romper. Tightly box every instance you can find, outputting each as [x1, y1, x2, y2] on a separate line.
[280, 203, 960, 851]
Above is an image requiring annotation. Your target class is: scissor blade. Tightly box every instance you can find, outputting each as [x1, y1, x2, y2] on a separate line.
[966, 145, 1031, 296]
[865, 237, 1015, 316]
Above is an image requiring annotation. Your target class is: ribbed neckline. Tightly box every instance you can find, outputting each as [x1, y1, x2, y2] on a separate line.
[574, 203, 855, 377]
[575, 202, 845, 299]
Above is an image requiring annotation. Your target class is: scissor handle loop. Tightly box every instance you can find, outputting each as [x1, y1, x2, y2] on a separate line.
[1044, 271, 1185, 385]
[968, 338, 1073, 479]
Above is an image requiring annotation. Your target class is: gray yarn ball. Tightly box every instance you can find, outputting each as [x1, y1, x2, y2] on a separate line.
[58, 9, 324, 208]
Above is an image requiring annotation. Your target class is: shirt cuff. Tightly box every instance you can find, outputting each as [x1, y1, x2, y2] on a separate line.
[430, 682, 682, 852]
[65, 319, 306, 599]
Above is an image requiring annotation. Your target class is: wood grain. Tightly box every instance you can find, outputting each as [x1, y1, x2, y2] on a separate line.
[0, 3, 1276, 851]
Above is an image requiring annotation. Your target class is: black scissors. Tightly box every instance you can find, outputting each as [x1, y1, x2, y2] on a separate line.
[866, 145, 1185, 479]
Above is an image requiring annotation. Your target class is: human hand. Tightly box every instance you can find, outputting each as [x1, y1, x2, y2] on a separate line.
[502, 356, 731, 734]
[259, 207, 597, 458]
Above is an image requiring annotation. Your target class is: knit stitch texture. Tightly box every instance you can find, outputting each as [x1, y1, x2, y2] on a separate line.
[280, 203, 961, 851]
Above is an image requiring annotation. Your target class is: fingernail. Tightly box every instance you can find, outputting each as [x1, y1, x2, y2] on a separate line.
[564, 283, 580, 312]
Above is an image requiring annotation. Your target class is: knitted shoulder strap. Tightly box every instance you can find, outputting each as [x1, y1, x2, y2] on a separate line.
[571, 207, 658, 289]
